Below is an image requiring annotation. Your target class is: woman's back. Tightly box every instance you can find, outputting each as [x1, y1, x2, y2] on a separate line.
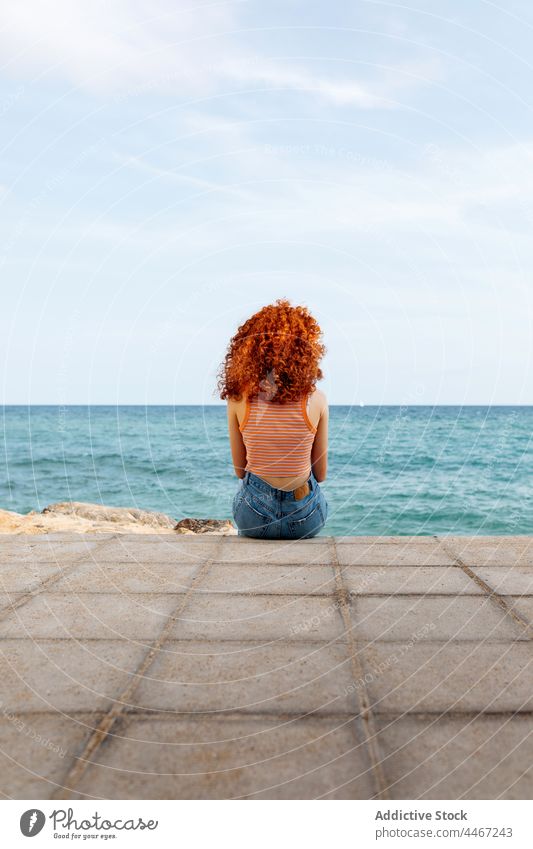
[220, 300, 328, 534]
[240, 394, 317, 479]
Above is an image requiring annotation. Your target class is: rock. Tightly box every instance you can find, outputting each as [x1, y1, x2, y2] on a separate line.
[174, 518, 237, 535]
[0, 508, 27, 534]
[42, 501, 176, 528]
[0, 502, 236, 535]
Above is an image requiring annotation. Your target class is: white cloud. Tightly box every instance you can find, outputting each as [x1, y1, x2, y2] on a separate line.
[0, 1, 232, 94]
[114, 150, 254, 201]
[222, 58, 388, 108]
[0, 0, 437, 106]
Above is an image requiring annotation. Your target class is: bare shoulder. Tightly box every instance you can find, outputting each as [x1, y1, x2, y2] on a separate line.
[310, 388, 328, 413]
[308, 388, 327, 428]
[227, 395, 248, 427]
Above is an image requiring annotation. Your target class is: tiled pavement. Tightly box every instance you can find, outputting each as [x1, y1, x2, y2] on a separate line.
[0, 534, 532, 799]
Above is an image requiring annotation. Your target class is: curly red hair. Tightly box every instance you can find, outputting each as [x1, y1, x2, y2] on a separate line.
[218, 299, 325, 403]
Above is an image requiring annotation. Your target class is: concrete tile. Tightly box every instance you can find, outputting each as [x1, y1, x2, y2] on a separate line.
[361, 641, 533, 713]
[378, 715, 533, 799]
[168, 594, 345, 642]
[337, 536, 439, 544]
[100, 534, 180, 543]
[132, 641, 355, 715]
[73, 714, 375, 800]
[0, 713, 101, 799]
[352, 596, 523, 641]
[446, 539, 533, 567]
[222, 536, 330, 545]
[119, 534, 223, 544]
[0, 592, 180, 640]
[443, 536, 533, 545]
[0, 540, 102, 564]
[52, 562, 199, 594]
[0, 562, 63, 592]
[0, 536, 29, 543]
[92, 541, 219, 564]
[2, 533, 532, 801]
[201, 564, 336, 596]
[0, 640, 147, 713]
[507, 598, 533, 627]
[342, 566, 475, 596]
[471, 566, 533, 596]
[0, 534, 114, 543]
[0, 592, 24, 610]
[216, 541, 332, 565]
[336, 544, 455, 567]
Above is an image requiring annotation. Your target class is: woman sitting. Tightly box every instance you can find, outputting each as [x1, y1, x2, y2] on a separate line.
[218, 298, 328, 539]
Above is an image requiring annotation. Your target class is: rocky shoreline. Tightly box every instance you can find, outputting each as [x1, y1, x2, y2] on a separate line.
[0, 502, 236, 535]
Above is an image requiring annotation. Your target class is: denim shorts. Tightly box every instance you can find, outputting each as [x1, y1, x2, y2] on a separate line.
[232, 471, 328, 540]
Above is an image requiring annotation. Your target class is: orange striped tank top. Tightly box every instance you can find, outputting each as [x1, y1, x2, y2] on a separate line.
[240, 395, 317, 477]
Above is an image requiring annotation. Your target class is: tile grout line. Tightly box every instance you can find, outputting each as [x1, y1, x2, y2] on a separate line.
[329, 539, 389, 800]
[436, 537, 533, 640]
[51, 538, 224, 799]
[0, 636, 526, 645]
[0, 537, 118, 621]
[5, 707, 533, 723]
[5, 590, 526, 598]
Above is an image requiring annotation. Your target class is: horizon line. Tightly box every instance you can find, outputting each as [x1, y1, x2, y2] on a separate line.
[2, 403, 533, 408]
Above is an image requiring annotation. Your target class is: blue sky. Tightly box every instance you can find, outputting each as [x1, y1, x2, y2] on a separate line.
[1, 0, 532, 404]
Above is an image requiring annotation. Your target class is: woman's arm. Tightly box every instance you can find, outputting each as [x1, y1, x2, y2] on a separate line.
[311, 393, 328, 482]
[227, 399, 247, 478]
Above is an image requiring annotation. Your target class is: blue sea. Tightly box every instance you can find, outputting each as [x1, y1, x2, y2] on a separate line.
[1, 406, 532, 536]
